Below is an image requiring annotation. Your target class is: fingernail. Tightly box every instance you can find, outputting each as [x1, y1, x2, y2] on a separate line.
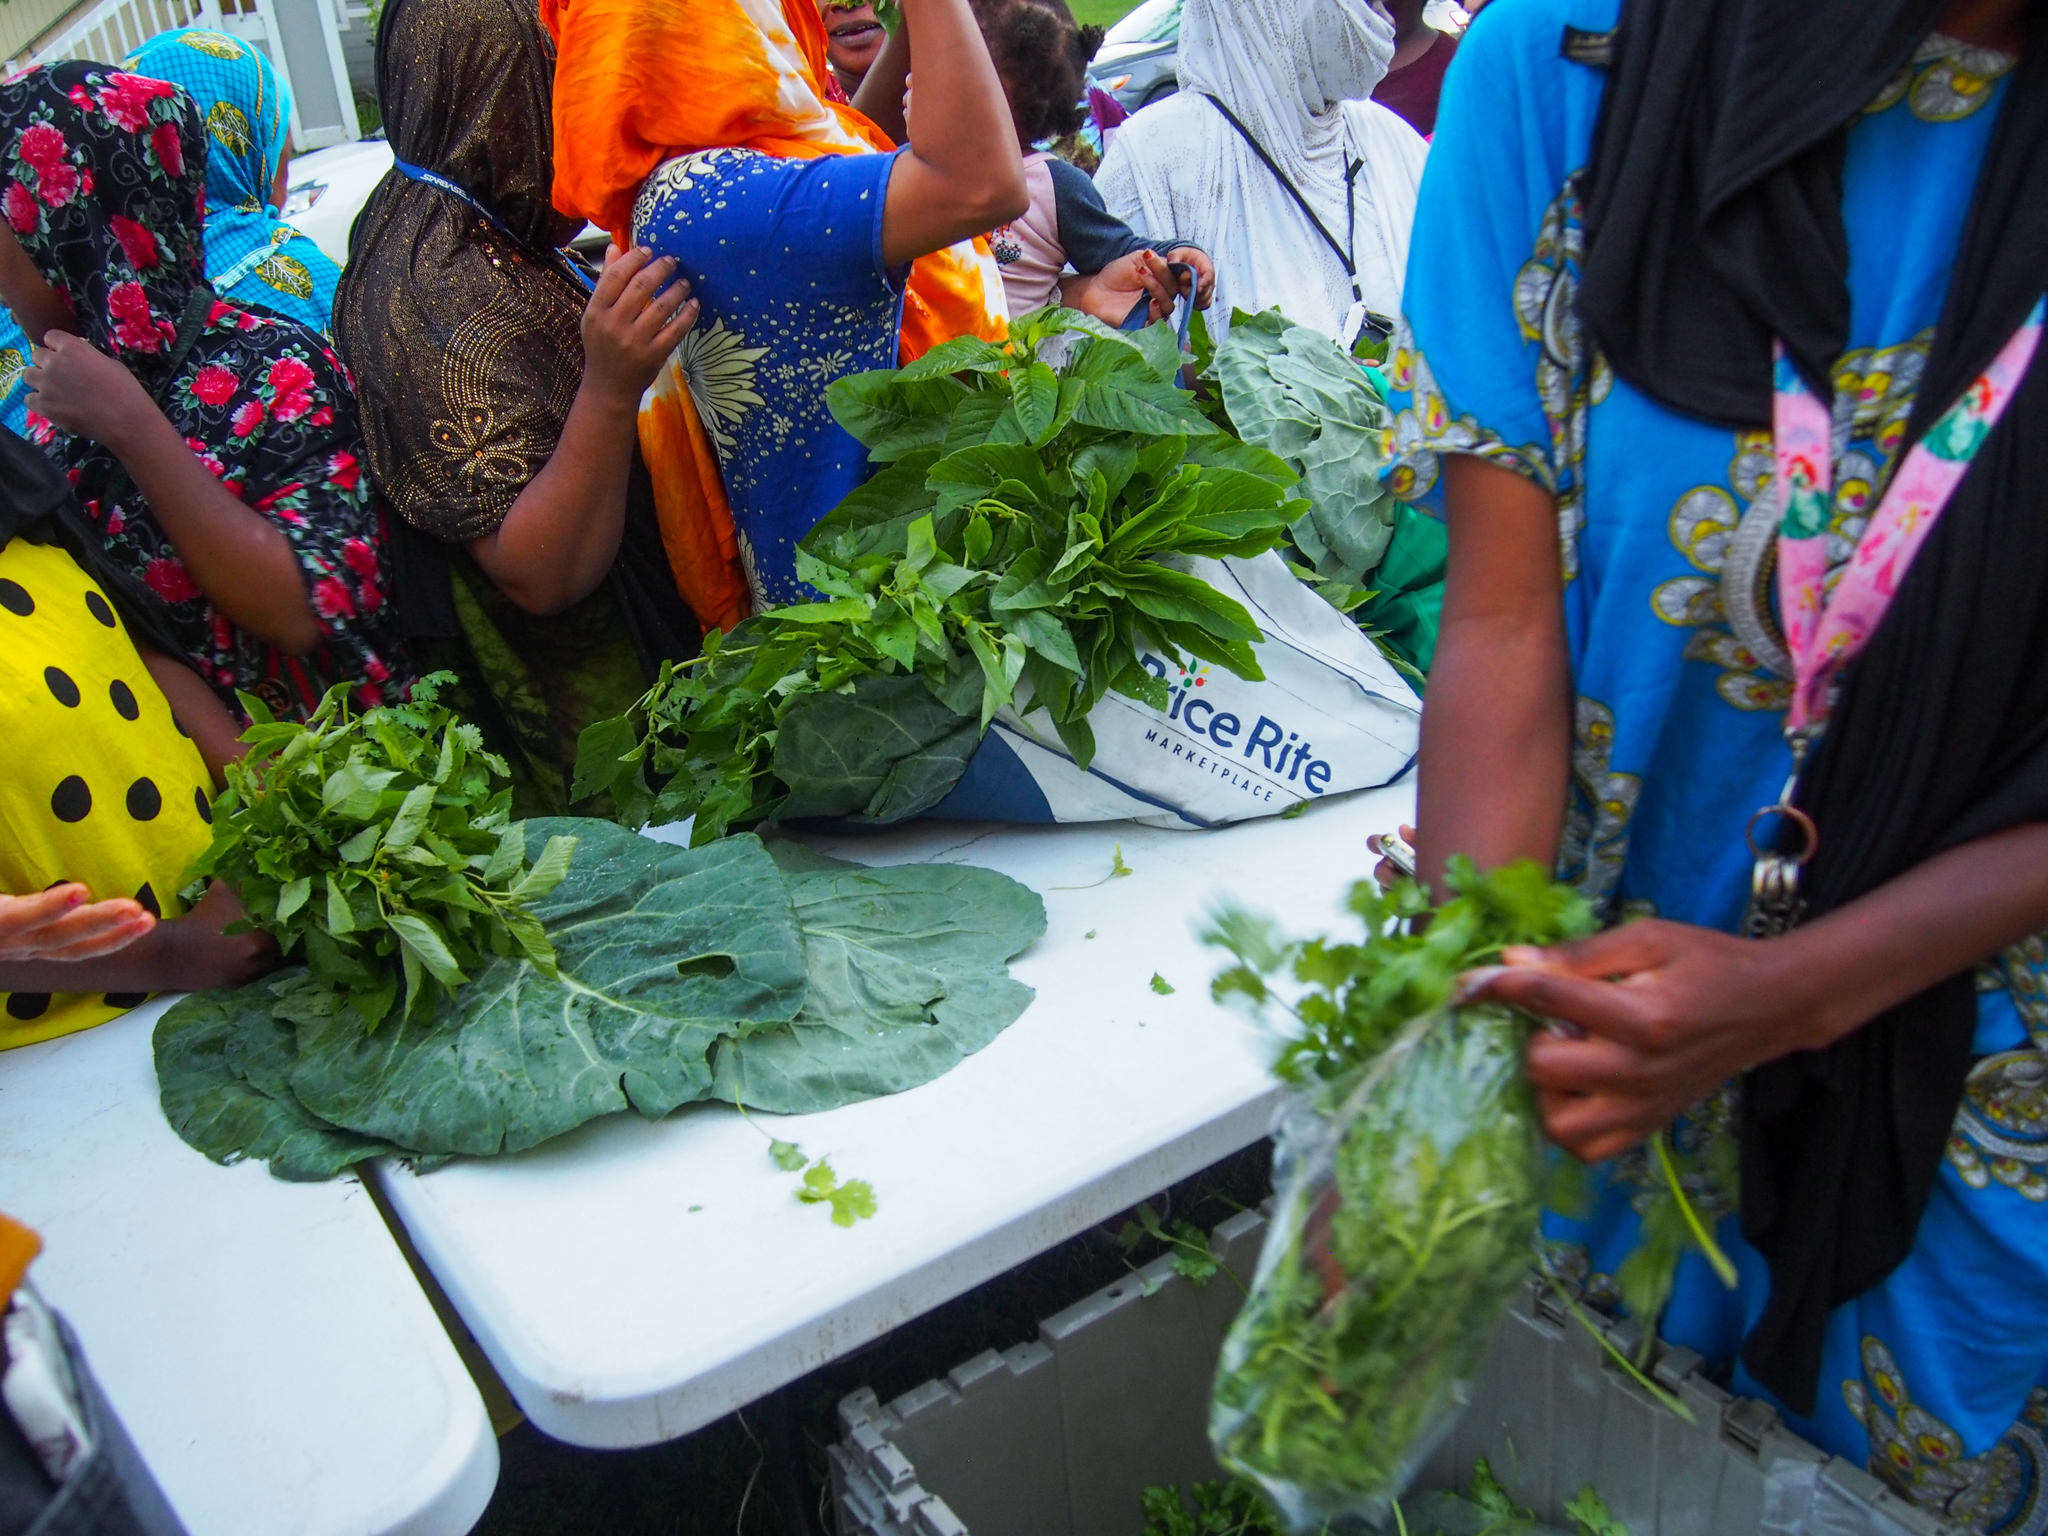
[1453, 964, 1507, 1004]
[1501, 945, 1544, 965]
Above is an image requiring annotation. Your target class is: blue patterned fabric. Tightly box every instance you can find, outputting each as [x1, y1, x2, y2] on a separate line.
[631, 145, 901, 607]
[126, 28, 340, 333]
[1384, 2, 2048, 1530]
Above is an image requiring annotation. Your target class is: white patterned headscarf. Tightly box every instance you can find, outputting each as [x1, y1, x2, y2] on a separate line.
[1098, 0, 1423, 342]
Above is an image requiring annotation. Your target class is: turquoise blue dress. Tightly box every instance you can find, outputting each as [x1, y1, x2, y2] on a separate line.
[1386, 2, 2048, 1529]
[631, 146, 903, 608]
[0, 28, 341, 434]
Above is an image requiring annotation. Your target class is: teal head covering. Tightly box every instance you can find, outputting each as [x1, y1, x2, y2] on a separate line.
[124, 27, 341, 333]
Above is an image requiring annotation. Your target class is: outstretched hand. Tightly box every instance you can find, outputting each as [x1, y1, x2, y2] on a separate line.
[1462, 919, 1830, 1161]
[581, 244, 700, 408]
[0, 884, 154, 963]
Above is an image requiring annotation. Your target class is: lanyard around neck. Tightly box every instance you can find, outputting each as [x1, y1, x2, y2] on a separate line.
[1198, 94, 1390, 347]
[1771, 298, 2044, 737]
[392, 159, 598, 295]
[1739, 297, 2043, 936]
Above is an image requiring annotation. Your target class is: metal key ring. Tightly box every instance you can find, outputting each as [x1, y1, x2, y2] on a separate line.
[1745, 802, 1819, 864]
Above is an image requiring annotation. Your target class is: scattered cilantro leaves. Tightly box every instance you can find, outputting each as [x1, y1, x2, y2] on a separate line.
[796, 1159, 879, 1227]
[769, 1139, 808, 1172]
[1150, 972, 1176, 995]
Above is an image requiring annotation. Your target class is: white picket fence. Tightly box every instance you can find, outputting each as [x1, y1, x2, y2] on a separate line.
[24, 0, 360, 150]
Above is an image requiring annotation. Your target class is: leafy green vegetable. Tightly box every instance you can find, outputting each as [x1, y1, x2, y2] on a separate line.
[1150, 972, 1176, 995]
[797, 1159, 878, 1226]
[1214, 311, 1400, 616]
[572, 307, 1307, 844]
[1118, 1201, 1224, 1288]
[1140, 1479, 1300, 1536]
[709, 840, 1044, 1114]
[188, 672, 575, 1031]
[770, 1139, 808, 1172]
[1205, 861, 1596, 1528]
[1563, 1488, 1630, 1536]
[155, 824, 1045, 1176]
[153, 985, 398, 1182]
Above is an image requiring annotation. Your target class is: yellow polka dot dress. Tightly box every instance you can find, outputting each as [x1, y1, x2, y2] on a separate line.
[0, 540, 215, 1049]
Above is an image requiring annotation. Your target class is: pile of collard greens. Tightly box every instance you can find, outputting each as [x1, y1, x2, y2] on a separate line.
[571, 306, 1310, 844]
[159, 692, 1045, 1180]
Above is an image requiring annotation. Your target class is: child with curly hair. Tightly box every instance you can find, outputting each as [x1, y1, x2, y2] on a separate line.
[972, 0, 1214, 324]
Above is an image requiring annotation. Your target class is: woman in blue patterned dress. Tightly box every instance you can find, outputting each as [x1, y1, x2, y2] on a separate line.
[1388, 0, 2048, 1529]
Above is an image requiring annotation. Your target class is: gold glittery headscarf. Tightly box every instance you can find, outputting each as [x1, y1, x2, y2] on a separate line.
[332, 0, 588, 543]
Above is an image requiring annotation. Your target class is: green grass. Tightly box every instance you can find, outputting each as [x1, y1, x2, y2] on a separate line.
[1070, 0, 1141, 27]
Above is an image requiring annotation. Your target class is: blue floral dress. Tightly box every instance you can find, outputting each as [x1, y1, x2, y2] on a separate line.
[631, 146, 902, 607]
[1386, 2, 2048, 1529]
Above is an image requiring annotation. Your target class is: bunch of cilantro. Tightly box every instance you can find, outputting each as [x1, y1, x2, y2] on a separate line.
[1139, 1462, 1633, 1536]
[572, 306, 1307, 843]
[187, 672, 576, 1031]
[1203, 860, 1595, 1529]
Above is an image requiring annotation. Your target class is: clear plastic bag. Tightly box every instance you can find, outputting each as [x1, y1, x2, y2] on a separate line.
[1210, 1003, 1546, 1532]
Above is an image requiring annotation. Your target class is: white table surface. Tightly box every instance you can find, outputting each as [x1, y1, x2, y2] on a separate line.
[0, 1003, 499, 1536]
[376, 781, 1413, 1449]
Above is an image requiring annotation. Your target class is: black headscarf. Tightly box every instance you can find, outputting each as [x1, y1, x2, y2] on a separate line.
[332, 0, 697, 802]
[1579, 0, 2048, 1412]
[334, 0, 587, 543]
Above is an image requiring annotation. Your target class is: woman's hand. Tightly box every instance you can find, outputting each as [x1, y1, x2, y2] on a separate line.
[1464, 919, 1833, 1162]
[580, 244, 700, 409]
[0, 885, 154, 963]
[1164, 246, 1215, 309]
[24, 331, 156, 449]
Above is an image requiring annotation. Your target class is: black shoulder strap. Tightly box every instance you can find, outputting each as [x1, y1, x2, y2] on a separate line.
[1200, 92, 1356, 283]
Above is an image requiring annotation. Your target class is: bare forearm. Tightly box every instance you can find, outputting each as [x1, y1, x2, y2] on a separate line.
[0, 904, 264, 994]
[1781, 822, 2048, 1050]
[466, 383, 637, 615]
[107, 410, 319, 653]
[851, 22, 912, 142]
[1414, 456, 1572, 890]
[880, 0, 1026, 262]
[139, 647, 245, 785]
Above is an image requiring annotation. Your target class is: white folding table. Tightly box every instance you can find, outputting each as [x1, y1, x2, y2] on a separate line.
[375, 782, 1412, 1448]
[0, 1003, 499, 1536]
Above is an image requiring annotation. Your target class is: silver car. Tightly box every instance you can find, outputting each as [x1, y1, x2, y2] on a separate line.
[1085, 0, 1183, 112]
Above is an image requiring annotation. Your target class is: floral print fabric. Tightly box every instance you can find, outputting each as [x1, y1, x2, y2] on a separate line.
[1389, 3, 2048, 1529]
[0, 63, 409, 719]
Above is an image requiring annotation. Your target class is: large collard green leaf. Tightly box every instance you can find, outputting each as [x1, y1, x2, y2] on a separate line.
[284, 820, 809, 1155]
[773, 671, 980, 824]
[710, 841, 1048, 1115]
[155, 984, 400, 1181]
[1215, 310, 1399, 597]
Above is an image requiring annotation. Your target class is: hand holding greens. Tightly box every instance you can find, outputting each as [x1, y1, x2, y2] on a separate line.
[1204, 861, 1595, 1529]
[186, 671, 575, 1031]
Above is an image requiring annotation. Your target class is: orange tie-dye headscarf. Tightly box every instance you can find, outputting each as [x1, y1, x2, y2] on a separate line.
[544, 0, 1006, 631]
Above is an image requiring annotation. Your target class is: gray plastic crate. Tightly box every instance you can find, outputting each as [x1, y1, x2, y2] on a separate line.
[831, 1207, 1957, 1536]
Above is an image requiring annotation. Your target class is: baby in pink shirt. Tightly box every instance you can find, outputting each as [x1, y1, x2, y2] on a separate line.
[972, 0, 1214, 324]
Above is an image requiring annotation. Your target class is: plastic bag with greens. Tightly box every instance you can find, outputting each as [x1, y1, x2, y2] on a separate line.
[1204, 861, 1595, 1532]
